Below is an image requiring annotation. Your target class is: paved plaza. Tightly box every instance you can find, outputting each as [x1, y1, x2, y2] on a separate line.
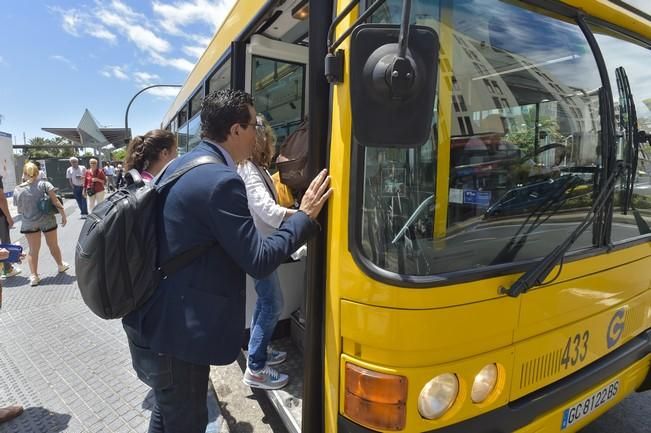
[0, 202, 225, 433]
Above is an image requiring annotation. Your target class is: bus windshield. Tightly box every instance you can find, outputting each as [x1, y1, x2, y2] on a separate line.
[354, 0, 605, 278]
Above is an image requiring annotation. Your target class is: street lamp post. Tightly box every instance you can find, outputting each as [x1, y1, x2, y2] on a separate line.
[124, 84, 182, 145]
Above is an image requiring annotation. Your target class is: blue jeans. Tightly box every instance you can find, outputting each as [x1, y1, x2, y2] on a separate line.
[72, 185, 88, 215]
[248, 270, 284, 371]
[124, 326, 209, 433]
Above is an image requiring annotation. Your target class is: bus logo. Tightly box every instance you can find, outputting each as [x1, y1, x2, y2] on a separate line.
[606, 308, 626, 349]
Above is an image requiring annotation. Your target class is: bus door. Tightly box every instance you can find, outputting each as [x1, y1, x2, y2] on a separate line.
[243, 34, 309, 337]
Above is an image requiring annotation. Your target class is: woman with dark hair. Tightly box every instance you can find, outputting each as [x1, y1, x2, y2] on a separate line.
[125, 129, 178, 182]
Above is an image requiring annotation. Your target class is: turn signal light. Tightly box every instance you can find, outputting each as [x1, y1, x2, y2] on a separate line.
[344, 363, 408, 431]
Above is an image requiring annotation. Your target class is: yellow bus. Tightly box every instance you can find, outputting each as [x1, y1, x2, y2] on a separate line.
[161, 0, 651, 432]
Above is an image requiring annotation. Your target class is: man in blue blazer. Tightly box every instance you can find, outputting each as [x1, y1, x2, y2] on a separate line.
[122, 89, 332, 433]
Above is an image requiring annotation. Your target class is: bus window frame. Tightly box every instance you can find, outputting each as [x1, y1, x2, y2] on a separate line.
[347, 0, 651, 288]
[583, 16, 651, 248]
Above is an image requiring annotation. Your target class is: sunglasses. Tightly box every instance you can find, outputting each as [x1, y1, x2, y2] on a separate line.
[239, 122, 264, 130]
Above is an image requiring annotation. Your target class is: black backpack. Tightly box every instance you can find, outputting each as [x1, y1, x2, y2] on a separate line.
[75, 155, 222, 319]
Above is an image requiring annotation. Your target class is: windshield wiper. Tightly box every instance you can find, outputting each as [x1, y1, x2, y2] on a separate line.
[615, 67, 651, 236]
[489, 175, 583, 265]
[502, 164, 622, 297]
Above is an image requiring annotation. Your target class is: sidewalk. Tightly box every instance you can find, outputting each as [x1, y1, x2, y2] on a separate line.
[0, 201, 227, 432]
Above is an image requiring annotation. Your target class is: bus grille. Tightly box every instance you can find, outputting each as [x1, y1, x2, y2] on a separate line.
[519, 348, 563, 390]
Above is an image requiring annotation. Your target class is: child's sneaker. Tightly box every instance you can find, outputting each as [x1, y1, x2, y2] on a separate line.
[57, 262, 70, 273]
[0, 266, 21, 279]
[243, 365, 289, 390]
[29, 274, 40, 286]
[266, 347, 287, 366]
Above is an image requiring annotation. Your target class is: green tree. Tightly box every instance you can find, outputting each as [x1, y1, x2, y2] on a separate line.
[26, 137, 54, 159]
[111, 148, 126, 161]
[25, 136, 78, 159]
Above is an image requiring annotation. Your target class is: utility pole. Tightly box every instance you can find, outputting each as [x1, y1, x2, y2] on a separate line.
[124, 84, 182, 145]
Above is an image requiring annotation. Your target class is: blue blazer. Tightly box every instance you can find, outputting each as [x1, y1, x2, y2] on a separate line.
[123, 141, 317, 365]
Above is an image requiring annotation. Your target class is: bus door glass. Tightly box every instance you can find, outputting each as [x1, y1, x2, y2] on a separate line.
[245, 35, 308, 152]
[355, 0, 603, 278]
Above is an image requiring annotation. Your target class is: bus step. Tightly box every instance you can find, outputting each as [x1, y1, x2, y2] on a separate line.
[263, 337, 304, 433]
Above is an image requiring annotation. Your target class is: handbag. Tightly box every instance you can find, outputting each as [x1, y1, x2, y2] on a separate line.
[38, 183, 63, 215]
[86, 169, 97, 196]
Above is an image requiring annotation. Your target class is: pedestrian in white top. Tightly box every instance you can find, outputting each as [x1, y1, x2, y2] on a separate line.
[66, 157, 88, 217]
[103, 161, 116, 192]
[237, 115, 298, 390]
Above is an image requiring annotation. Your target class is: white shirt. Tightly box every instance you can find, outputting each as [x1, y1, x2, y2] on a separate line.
[237, 160, 286, 237]
[66, 165, 86, 186]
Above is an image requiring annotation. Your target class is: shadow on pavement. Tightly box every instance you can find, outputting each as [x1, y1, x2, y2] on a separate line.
[39, 273, 77, 286]
[218, 400, 255, 433]
[0, 271, 77, 288]
[1, 275, 29, 287]
[2, 406, 71, 432]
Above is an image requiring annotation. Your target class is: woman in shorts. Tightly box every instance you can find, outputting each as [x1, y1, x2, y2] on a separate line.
[13, 162, 69, 286]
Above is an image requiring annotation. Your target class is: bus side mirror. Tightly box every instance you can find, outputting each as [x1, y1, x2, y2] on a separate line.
[350, 24, 438, 148]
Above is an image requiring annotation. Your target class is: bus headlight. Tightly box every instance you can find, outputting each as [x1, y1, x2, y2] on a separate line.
[418, 373, 459, 419]
[471, 364, 498, 403]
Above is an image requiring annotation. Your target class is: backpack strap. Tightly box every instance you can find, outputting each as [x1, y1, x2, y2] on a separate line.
[158, 243, 215, 279]
[154, 153, 226, 279]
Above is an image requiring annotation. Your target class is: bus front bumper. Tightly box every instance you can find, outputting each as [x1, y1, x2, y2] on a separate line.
[338, 329, 651, 433]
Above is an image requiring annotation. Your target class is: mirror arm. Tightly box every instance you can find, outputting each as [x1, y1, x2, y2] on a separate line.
[397, 0, 411, 58]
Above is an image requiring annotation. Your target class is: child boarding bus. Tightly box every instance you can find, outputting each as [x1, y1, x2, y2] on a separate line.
[160, 0, 651, 432]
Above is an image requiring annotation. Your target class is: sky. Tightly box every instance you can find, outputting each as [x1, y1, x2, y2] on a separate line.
[0, 0, 235, 144]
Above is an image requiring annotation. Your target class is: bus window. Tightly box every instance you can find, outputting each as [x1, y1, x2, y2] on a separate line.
[188, 114, 201, 151]
[190, 88, 203, 118]
[356, 0, 603, 278]
[177, 105, 189, 154]
[250, 56, 305, 151]
[207, 58, 231, 94]
[177, 120, 189, 155]
[591, 26, 651, 243]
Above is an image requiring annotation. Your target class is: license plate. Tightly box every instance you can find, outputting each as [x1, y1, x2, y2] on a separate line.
[561, 380, 619, 429]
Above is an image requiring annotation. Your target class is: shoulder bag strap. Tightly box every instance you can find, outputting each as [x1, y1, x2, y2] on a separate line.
[253, 163, 278, 203]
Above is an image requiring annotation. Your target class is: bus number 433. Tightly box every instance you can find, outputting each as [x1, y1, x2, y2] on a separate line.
[561, 331, 590, 369]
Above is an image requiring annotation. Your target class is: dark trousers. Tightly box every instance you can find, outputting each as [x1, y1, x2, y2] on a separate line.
[72, 185, 88, 215]
[124, 326, 210, 433]
[0, 215, 11, 273]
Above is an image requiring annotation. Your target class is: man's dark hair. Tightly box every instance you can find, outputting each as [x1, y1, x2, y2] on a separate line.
[201, 89, 254, 142]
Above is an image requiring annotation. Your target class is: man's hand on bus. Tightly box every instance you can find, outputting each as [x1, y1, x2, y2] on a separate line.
[299, 169, 333, 220]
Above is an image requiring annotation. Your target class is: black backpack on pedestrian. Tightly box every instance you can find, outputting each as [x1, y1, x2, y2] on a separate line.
[75, 155, 222, 319]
